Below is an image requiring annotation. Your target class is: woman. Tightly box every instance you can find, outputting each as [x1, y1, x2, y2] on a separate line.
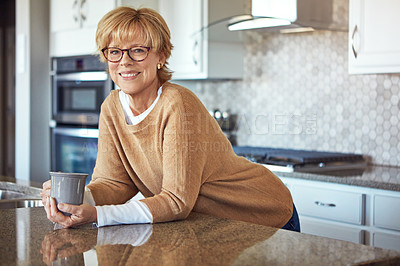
[41, 7, 299, 232]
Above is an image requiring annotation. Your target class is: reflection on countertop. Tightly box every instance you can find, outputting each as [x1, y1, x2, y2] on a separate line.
[1, 207, 399, 265]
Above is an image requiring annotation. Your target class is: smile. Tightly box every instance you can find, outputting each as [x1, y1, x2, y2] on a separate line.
[119, 72, 140, 78]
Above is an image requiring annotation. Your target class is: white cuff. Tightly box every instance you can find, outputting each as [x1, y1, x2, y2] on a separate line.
[95, 200, 153, 227]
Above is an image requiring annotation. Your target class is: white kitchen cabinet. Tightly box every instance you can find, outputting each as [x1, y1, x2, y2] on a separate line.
[50, 0, 158, 57]
[286, 179, 366, 244]
[118, 0, 158, 11]
[51, 0, 113, 32]
[293, 184, 364, 225]
[159, 0, 244, 80]
[279, 176, 400, 251]
[300, 216, 365, 244]
[348, 0, 400, 74]
[50, 0, 115, 56]
[372, 231, 400, 251]
[374, 194, 400, 231]
[50, 0, 80, 32]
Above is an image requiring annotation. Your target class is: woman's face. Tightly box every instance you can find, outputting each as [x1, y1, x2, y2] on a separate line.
[106, 38, 164, 98]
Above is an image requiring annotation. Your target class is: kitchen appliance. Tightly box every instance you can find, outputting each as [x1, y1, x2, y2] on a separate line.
[51, 128, 98, 185]
[51, 55, 112, 126]
[210, 109, 238, 146]
[233, 146, 367, 174]
[227, 0, 347, 32]
[50, 55, 112, 184]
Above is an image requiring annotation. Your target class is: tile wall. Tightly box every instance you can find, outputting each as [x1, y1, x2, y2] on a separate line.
[177, 0, 400, 167]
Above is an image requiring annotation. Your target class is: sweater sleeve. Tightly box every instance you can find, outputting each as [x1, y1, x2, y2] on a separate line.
[87, 100, 139, 205]
[140, 94, 210, 223]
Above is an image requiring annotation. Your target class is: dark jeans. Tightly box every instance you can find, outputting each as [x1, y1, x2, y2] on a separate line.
[281, 203, 301, 232]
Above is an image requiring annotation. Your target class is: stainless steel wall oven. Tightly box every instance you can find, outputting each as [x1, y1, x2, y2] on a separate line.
[50, 55, 112, 184]
[52, 128, 99, 185]
[51, 55, 112, 126]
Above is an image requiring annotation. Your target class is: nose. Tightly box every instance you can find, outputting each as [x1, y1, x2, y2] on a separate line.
[119, 51, 133, 65]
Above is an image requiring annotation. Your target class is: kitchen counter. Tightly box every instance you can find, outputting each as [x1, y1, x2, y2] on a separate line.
[0, 174, 43, 189]
[232, 146, 400, 192]
[3, 162, 400, 194]
[1, 207, 400, 265]
[273, 164, 400, 192]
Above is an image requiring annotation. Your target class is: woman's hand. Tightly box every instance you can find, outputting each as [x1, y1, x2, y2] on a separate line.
[44, 196, 97, 228]
[40, 180, 51, 205]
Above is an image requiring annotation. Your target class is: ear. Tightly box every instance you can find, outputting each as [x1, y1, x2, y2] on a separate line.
[158, 52, 166, 66]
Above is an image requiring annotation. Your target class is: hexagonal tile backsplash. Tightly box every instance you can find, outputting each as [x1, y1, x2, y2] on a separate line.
[176, 0, 400, 167]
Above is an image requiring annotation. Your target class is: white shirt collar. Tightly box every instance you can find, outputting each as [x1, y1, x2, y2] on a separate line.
[118, 86, 163, 125]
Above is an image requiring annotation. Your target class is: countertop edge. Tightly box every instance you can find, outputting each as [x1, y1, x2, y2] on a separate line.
[273, 168, 400, 192]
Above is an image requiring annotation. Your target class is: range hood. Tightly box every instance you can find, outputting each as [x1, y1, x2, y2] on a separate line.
[228, 0, 344, 33]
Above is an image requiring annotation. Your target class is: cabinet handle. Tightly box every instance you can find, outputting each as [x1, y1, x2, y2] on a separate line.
[72, 0, 79, 23]
[351, 25, 359, 58]
[315, 201, 336, 207]
[192, 40, 198, 66]
[80, 0, 87, 25]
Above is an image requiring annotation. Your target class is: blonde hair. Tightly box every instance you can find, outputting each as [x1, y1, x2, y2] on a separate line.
[96, 7, 173, 84]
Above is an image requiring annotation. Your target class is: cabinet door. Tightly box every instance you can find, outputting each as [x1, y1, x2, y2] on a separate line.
[50, 0, 116, 56]
[374, 194, 400, 231]
[82, 0, 116, 28]
[159, 0, 204, 79]
[51, 0, 80, 32]
[118, 0, 159, 10]
[292, 184, 365, 225]
[349, 0, 400, 74]
[372, 231, 400, 252]
[300, 216, 364, 244]
[51, 0, 114, 31]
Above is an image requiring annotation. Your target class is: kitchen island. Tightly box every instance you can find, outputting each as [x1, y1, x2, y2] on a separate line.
[1, 206, 400, 265]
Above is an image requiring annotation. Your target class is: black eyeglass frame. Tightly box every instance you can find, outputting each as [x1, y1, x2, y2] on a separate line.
[101, 46, 151, 63]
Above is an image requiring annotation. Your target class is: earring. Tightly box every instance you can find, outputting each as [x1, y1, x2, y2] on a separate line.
[157, 63, 162, 70]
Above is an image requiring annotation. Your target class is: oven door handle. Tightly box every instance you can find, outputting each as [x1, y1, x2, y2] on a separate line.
[53, 127, 99, 138]
[54, 71, 108, 81]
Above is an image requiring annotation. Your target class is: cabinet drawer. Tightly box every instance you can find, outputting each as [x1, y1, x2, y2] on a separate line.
[300, 216, 364, 244]
[372, 231, 400, 252]
[374, 195, 400, 231]
[293, 185, 365, 225]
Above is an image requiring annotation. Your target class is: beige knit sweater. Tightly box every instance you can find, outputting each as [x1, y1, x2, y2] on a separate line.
[87, 82, 293, 228]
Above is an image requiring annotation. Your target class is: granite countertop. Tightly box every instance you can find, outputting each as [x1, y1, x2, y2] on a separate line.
[0, 175, 43, 189]
[0, 176, 42, 197]
[1, 207, 399, 265]
[232, 146, 400, 192]
[273, 164, 400, 192]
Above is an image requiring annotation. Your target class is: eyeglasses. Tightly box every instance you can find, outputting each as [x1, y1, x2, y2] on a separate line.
[101, 46, 151, 63]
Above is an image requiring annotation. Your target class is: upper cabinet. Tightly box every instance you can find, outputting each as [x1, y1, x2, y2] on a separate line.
[50, 0, 159, 57]
[50, 0, 115, 57]
[348, 0, 400, 74]
[159, 0, 244, 80]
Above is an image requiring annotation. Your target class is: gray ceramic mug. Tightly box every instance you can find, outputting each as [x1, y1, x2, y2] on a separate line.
[49, 172, 88, 216]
